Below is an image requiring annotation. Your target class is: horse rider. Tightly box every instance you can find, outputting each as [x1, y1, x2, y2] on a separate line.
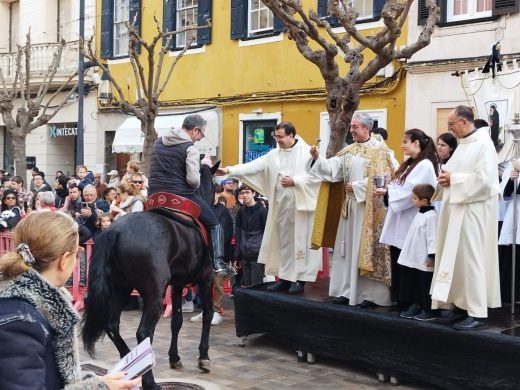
[148, 114, 236, 279]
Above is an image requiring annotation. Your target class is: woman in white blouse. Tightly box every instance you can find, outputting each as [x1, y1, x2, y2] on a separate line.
[379, 128, 439, 308]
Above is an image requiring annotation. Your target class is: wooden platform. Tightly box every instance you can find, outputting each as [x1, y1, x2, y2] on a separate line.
[234, 279, 520, 390]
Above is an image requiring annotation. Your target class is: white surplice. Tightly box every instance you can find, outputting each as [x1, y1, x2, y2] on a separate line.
[431, 129, 501, 318]
[309, 137, 392, 306]
[227, 136, 322, 282]
[380, 159, 438, 249]
[397, 209, 437, 272]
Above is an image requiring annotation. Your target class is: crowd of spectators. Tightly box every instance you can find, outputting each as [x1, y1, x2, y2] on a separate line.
[0, 160, 147, 244]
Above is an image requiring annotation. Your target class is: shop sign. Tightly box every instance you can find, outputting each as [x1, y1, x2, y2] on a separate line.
[49, 124, 78, 138]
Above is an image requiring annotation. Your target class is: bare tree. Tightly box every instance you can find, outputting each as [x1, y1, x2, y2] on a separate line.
[0, 33, 79, 175]
[81, 17, 208, 175]
[263, 0, 438, 156]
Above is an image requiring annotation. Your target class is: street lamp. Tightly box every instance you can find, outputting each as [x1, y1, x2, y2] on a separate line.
[97, 71, 113, 107]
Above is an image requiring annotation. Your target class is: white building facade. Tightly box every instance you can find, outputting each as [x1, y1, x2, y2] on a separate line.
[0, 0, 99, 183]
[405, 0, 520, 138]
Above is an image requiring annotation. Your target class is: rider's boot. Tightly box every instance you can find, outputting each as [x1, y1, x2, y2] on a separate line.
[210, 225, 236, 280]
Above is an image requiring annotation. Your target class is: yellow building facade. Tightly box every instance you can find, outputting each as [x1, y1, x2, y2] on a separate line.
[95, 0, 407, 168]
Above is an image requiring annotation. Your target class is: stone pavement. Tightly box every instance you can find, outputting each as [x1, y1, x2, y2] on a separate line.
[79, 296, 433, 390]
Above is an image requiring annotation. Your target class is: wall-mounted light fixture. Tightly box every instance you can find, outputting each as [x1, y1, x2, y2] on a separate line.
[97, 70, 112, 107]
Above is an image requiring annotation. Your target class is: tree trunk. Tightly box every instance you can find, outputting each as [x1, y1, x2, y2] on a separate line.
[140, 119, 157, 176]
[12, 132, 28, 178]
[325, 88, 359, 157]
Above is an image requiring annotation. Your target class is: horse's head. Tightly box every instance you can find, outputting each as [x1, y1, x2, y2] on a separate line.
[197, 159, 220, 207]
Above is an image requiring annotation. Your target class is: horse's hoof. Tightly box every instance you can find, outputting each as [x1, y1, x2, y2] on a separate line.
[198, 359, 211, 373]
[170, 359, 183, 369]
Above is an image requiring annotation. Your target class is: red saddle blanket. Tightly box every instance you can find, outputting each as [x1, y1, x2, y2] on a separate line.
[146, 192, 208, 246]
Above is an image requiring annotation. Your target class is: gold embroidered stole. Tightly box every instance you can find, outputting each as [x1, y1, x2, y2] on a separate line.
[351, 144, 394, 286]
[311, 140, 395, 286]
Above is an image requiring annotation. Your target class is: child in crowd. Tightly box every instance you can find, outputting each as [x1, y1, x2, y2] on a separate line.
[93, 213, 113, 240]
[75, 165, 94, 191]
[234, 184, 268, 287]
[397, 184, 439, 321]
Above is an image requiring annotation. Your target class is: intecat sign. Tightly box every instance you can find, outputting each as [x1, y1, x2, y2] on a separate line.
[48, 124, 78, 138]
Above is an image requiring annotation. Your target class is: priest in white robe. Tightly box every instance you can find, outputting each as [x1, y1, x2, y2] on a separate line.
[432, 105, 501, 331]
[308, 112, 395, 307]
[218, 122, 321, 294]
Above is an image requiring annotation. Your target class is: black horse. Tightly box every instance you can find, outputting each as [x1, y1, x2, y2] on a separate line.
[82, 163, 218, 390]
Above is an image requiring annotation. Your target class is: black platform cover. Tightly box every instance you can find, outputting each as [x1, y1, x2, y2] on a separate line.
[234, 285, 520, 390]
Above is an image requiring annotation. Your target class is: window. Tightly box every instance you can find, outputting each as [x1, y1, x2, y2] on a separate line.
[230, 0, 284, 40]
[350, 0, 374, 20]
[447, 0, 492, 21]
[162, 0, 211, 50]
[58, 0, 73, 42]
[100, 0, 141, 59]
[113, 0, 130, 57]
[418, 0, 519, 25]
[249, 0, 273, 35]
[9, 1, 19, 52]
[176, 0, 198, 47]
[317, 0, 384, 26]
[242, 120, 277, 163]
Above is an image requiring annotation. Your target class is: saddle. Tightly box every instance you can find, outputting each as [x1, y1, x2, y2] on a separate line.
[146, 192, 208, 246]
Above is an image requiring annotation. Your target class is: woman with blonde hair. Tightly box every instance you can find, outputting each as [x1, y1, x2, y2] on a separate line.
[0, 212, 140, 389]
[110, 182, 145, 221]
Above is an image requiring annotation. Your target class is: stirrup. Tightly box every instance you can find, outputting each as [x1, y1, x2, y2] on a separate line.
[215, 266, 236, 280]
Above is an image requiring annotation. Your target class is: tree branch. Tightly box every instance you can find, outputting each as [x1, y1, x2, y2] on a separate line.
[11, 46, 23, 98]
[36, 40, 67, 106]
[29, 80, 79, 132]
[38, 70, 78, 118]
[80, 37, 129, 110]
[156, 32, 198, 97]
[24, 32, 31, 103]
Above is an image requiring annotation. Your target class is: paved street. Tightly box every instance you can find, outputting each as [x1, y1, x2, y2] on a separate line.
[79, 296, 432, 390]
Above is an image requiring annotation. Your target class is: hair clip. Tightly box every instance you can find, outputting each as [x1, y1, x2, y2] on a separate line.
[16, 243, 35, 266]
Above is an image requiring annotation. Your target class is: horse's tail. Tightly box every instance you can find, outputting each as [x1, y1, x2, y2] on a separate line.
[81, 228, 116, 355]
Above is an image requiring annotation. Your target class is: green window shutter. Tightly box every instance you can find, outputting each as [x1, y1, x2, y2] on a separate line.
[129, 0, 141, 53]
[230, 0, 247, 40]
[100, 0, 113, 58]
[197, 0, 212, 45]
[317, 0, 328, 16]
[317, 0, 340, 27]
[493, 0, 519, 16]
[373, 0, 385, 20]
[418, 0, 443, 25]
[273, 15, 286, 33]
[418, 0, 429, 25]
[162, 0, 175, 47]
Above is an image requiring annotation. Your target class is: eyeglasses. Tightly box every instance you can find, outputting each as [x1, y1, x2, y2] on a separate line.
[4, 196, 16, 200]
[195, 127, 205, 139]
[132, 180, 143, 184]
[116, 193, 121, 195]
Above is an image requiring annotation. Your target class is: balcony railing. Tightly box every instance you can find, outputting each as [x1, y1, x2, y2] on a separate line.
[0, 41, 79, 81]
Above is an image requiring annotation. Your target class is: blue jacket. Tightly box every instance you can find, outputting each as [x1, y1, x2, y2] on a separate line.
[0, 270, 106, 390]
[0, 298, 62, 390]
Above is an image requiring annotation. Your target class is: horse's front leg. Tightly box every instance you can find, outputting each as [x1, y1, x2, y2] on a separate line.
[136, 289, 164, 390]
[168, 284, 184, 369]
[198, 275, 214, 372]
